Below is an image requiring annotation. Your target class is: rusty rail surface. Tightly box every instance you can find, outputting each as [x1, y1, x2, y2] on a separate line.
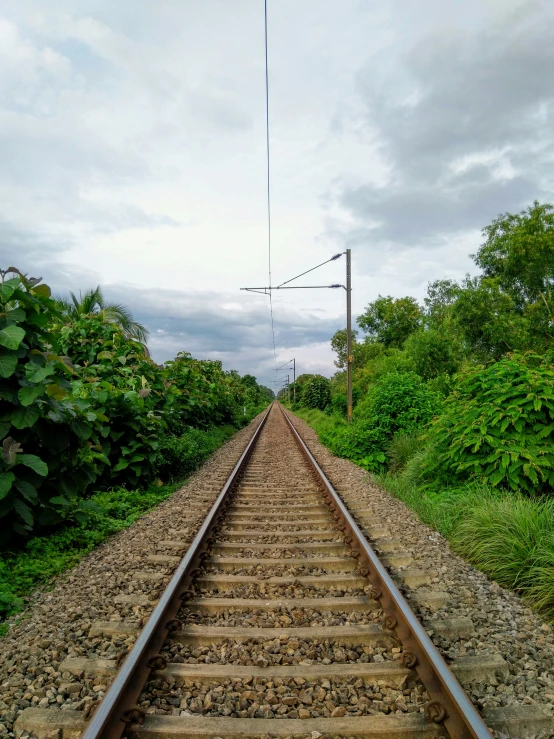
[280, 404, 492, 739]
[81, 406, 272, 739]
[82, 401, 492, 739]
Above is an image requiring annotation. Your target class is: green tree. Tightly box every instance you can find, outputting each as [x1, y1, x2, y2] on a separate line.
[404, 327, 461, 380]
[55, 286, 149, 343]
[357, 296, 422, 348]
[453, 277, 530, 359]
[330, 328, 358, 369]
[424, 279, 462, 325]
[473, 201, 554, 307]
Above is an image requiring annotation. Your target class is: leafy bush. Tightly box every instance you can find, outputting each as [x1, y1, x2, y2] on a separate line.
[356, 371, 441, 429]
[323, 420, 387, 472]
[403, 327, 461, 380]
[57, 316, 166, 488]
[0, 479, 180, 626]
[303, 375, 331, 410]
[321, 373, 441, 472]
[0, 267, 272, 544]
[423, 353, 554, 493]
[0, 272, 107, 539]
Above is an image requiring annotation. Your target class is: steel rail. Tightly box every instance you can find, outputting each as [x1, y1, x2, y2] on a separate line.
[279, 404, 492, 739]
[82, 405, 272, 739]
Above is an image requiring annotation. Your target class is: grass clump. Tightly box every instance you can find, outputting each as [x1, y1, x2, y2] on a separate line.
[378, 472, 554, 620]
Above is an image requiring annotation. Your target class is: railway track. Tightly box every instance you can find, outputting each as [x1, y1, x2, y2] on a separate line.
[14, 404, 552, 739]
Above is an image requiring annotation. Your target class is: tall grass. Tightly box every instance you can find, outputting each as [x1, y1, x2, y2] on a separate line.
[291, 407, 346, 438]
[379, 473, 554, 621]
[386, 433, 425, 473]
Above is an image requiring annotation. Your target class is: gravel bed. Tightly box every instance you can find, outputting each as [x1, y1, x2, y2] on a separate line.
[161, 638, 398, 667]
[194, 584, 367, 599]
[219, 548, 341, 560]
[183, 607, 381, 628]
[221, 535, 344, 544]
[0, 414, 266, 738]
[139, 674, 428, 719]
[229, 514, 330, 521]
[287, 412, 554, 722]
[225, 524, 331, 532]
[204, 565, 331, 577]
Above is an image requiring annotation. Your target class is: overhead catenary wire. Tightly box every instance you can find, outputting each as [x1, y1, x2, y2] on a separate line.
[264, 0, 277, 373]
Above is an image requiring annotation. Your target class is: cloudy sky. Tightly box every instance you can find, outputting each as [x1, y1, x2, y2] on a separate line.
[1, 0, 552, 389]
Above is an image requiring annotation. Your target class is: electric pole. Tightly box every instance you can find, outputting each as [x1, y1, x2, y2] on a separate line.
[346, 248, 353, 423]
[276, 358, 296, 408]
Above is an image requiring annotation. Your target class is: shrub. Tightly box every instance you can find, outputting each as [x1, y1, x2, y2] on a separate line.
[423, 353, 554, 493]
[322, 373, 441, 472]
[303, 375, 331, 410]
[403, 328, 461, 380]
[355, 371, 442, 437]
[57, 315, 167, 488]
[0, 271, 107, 539]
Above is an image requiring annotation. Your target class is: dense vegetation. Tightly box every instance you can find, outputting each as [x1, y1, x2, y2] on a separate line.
[0, 268, 272, 627]
[282, 201, 554, 620]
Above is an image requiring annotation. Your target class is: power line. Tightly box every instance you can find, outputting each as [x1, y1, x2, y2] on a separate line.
[264, 0, 277, 372]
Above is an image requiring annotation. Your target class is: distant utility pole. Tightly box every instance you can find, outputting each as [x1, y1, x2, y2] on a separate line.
[276, 358, 296, 407]
[242, 250, 353, 422]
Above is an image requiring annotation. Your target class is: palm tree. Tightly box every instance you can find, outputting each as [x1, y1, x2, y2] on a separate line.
[55, 286, 150, 343]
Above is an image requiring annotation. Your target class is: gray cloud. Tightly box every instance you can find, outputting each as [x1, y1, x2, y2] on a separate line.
[336, 2, 554, 251]
[108, 284, 342, 359]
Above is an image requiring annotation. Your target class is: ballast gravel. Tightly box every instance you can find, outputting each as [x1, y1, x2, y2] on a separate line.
[161, 637, 397, 667]
[183, 606, 381, 628]
[139, 673, 429, 719]
[194, 583, 367, 599]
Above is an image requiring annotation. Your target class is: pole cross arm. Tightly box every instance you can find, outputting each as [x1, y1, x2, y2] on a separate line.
[241, 285, 343, 291]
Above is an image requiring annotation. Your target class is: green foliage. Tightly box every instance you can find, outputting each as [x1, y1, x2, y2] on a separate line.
[0, 267, 271, 544]
[302, 375, 331, 410]
[0, 270, 104, 538]
[317, 373, 441, 472]
[424, 353, 554, 493]
[386, 432, 425, 473]
[57, 315, 165, 488]
[357, 295, 422, 348]
[354, 348, 414, 394]
[403, 328, 461, 380]
[380, 472, 554, 620]
[473, 200, 554, 306]
[330, 328, 358, 369]
[453, 277, 530, 359]
[54, 285, 149, 343]
[355, 371, 441, 433]
[0, 479, 179, 623]
[155, 425, 236, 481]
[0, 424, 238, 628]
